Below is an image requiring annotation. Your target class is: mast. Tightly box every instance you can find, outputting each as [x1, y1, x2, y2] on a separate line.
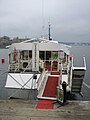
[49, 23, 52, 40]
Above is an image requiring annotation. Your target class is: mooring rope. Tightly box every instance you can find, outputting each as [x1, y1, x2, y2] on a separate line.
[83, 82, 90, 89]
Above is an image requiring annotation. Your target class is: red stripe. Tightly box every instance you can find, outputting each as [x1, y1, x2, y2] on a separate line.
[36, 76, 59, 109]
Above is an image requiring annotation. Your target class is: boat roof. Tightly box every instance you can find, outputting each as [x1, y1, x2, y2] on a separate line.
[8, 38, 70, 55]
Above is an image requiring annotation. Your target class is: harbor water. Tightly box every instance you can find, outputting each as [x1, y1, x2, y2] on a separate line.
[0, 45, 90, 100]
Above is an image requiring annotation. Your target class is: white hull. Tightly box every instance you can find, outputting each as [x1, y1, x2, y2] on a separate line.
[7, 88, 38, 100]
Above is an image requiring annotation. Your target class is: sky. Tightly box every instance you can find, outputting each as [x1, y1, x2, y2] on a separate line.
[0, 0, 90, 42]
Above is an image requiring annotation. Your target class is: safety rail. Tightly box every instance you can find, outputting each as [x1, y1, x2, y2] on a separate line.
[37, 70, 47, 92]
[22, 59, 32, 73]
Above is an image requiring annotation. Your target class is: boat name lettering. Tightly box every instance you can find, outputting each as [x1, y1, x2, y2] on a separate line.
[34, 43, 37, 68]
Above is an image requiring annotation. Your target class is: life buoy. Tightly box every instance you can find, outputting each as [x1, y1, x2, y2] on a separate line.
[14, 53, 17, 60]
[70, 56, 72, 61]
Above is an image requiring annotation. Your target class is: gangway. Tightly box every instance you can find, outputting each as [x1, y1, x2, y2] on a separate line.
[70, 57, 86, 93]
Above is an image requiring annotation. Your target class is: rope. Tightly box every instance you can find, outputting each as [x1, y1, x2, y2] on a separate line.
[83, 82, 90, 89]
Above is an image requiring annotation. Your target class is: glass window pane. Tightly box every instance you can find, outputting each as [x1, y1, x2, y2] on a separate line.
[39, 51, 44, 60]
[46, 51, 51, 60]
[51, 51, 58, 60]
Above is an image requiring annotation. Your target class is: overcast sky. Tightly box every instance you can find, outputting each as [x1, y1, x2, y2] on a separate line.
[0, 0, 90, 42]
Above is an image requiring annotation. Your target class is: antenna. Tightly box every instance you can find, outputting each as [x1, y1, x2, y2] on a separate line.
[48, 23, 52, 40]
[42, 0, 45, 38]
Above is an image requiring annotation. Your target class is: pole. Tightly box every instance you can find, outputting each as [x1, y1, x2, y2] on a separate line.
[49, 23, 52, 40]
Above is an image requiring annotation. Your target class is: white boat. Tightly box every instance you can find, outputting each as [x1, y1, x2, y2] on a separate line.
[5, 37, 86, 103]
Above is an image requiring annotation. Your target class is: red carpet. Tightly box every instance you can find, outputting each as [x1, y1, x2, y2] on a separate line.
[36, 76, 58, 109]
[43, 76, 59, 98]
[36, 100, 54, 109]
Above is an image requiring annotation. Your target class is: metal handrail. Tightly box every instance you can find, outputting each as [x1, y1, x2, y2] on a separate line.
[22, 59, 32, 73]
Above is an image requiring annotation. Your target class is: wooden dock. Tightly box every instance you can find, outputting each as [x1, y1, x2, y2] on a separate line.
[0, 100, 90, 120]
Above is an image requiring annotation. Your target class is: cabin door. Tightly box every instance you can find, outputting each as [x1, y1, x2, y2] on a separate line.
[51, 51, 58, 71]
[52, 61, 58, 71]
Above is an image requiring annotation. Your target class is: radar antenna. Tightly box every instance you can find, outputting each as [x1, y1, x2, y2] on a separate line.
[49, 23, 52, 40]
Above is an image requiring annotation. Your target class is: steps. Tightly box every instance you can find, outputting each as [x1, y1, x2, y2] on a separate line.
[51, 72, 60, 75]
[71, 57, 86, 93]
[71, 68, 86, 93]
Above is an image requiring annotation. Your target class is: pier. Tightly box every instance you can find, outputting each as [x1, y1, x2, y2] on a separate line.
[0, 100, 90, 120]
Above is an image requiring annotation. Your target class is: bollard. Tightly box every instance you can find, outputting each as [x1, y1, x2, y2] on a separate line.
[62, 81, 67, 103]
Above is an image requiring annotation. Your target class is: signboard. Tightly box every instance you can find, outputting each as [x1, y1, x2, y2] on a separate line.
[32, 42, 39, 71]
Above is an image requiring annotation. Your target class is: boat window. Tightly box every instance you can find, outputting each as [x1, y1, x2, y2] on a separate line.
[51, 51, 58, 60]
[62, 53, 66, 63]
[29, 50, 32, 59]
[20, 51, 28, 60]
[9, 54, 11, 64]
[44, 61, 51, 71]
[64, 53, 66, 59]
[46, 51, 51, 60]
[39, 51, 58, 71]
[39, 51, 44, 60]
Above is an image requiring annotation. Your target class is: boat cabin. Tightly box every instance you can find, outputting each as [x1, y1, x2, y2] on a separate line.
[8, 38, 70, 74]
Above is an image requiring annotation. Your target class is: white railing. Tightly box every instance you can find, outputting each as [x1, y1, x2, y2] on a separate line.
[72, 56, 86, 69]
[83, 57, 86, 70]
[37, 70, 47, 92]
[69, 66, 72, 91]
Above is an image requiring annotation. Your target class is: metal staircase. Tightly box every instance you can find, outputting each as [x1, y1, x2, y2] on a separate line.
[70, 57, 86, 93]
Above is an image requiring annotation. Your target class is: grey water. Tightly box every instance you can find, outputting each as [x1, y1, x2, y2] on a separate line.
[0, 49, 8, 99]
[0, 45, 90, 100]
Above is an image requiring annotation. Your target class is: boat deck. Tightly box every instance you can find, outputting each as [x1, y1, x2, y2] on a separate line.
[0, 100, 90, 120]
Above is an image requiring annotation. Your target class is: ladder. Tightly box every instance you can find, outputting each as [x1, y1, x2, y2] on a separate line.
[70, 57, 86, 93]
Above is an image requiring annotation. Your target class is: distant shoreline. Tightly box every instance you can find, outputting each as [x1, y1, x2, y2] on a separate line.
[0, 36, 90, 48]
